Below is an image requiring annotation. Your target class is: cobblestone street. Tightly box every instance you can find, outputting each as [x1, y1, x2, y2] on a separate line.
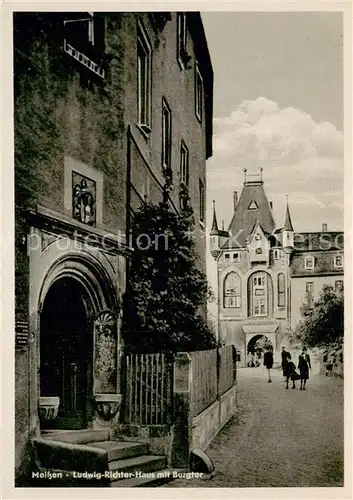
[166, 366, 344, 488]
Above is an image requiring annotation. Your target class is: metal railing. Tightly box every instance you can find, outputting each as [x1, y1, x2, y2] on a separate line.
[123, 352, 174, 425]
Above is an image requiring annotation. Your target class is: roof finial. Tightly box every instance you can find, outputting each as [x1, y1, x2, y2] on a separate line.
[243, 168, 247, 183]
[222, 219, 225, 231]
[260, 167, 263, 182]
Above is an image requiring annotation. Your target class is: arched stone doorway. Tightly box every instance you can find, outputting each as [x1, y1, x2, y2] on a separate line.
[35, 252, 119, 431]
[40, 277, 94, 429]
[247, 334, 274, 367]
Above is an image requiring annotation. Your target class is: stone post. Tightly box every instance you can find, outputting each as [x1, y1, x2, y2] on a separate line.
[170, 352, 193, 468]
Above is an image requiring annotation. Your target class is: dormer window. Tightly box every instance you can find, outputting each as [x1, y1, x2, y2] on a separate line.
[334, 254, 343, 268]
[248, 200, 258, 210]
[305, 256, 315, 270]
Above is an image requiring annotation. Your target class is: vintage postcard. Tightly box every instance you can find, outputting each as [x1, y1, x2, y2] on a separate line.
[1, 1, 352, 499]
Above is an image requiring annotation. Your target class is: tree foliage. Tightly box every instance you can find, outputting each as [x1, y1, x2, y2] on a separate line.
[293, 285, 344, 348]
[122, 199, 217, 353]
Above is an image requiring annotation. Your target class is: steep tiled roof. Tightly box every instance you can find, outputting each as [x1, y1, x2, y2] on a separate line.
[223, 181, 276, 249]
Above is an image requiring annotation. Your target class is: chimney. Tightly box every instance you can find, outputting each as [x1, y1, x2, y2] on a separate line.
[233, 191, 238, 211]
[269, 201, 273, 210]
[322, 223, 327, 233]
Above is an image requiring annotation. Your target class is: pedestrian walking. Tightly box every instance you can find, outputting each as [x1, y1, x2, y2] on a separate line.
[285, 361, 298, 389]
[263, 346, 273, 382]
[281, 346, 291, 378]
[298, 346, 311, 390]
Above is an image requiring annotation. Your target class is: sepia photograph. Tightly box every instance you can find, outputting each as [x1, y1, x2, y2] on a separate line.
[2, 3, 351, 497]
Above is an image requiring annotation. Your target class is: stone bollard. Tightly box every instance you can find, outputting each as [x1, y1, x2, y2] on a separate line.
[170, 352, 193, 469]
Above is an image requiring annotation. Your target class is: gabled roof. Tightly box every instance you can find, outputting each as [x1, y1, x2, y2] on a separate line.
[223, 181, 276, 249]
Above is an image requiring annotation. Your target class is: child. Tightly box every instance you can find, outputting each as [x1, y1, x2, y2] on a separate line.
[285, 360, 297, 389]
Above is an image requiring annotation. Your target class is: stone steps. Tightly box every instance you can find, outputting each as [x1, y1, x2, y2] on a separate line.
[31, 430, 177, 487]
[108, 454, 167, 477]
[89, 440, 149, 462]
[41, 429, 110, 444]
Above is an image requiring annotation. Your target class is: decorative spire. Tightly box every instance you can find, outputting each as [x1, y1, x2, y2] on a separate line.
[283, 195, 294, 231]
[210, 200, 219, 235]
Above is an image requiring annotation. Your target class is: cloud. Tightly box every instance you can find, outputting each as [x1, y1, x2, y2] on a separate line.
[207, 97, 344, 233]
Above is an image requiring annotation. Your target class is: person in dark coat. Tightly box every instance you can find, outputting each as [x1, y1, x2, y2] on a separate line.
[298, 346, 311, 390]
[263, 347, 274, 383]
[285, 360, 298, 389]
[281, 346, 292, 378]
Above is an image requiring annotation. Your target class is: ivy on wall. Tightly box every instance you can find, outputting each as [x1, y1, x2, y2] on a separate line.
[14, 12, 127, 316]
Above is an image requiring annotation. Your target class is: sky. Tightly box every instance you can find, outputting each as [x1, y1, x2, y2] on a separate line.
[200, 11, 344, 308]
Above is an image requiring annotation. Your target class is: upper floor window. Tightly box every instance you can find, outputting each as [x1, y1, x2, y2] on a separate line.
[233, 252, 240, 262]
[180, 141, 189, 185]
[306, 282, 314, 295]
[225, 253, 230, 262]
[162, 98, 172, 170]
[274, 249, 280, 260]
[224, 272, 242, 308]
[63, 13, 106, 79]
[177, 13, 190, 69]
[277, 273, 285, 307]
[335, 280, 343, 293]
[199, 180, 205, 223]
[195, 64, 203, 123]
[137, 22, 152, 133]
[248, 272, 273, 318]
[305, 256, 315, 270]
[334, 254, 343, 268]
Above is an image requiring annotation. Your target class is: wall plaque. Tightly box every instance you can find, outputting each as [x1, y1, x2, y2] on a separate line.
[16, 320, 29, 348]
[72, 171, 96, 226]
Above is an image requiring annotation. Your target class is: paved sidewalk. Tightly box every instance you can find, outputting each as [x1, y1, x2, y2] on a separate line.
[165, 367, 344, 488]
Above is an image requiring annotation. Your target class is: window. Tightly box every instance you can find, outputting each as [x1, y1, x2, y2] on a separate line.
[195, 64, 203, 122]
[199, 180, 205, 223]
[224, 272, 242, 308]
[63, 13, 106, 79]
[248, 272, 272, 317]
[177, 13, 188, 68]
[161, 98, 172, 170]
[306, 282, 314, 295]
[305, 256, 315, 270]
[277, 273, 285, 307]
[335, 280, 343, 293]
[334, 254, 343, 268]
[225, 253, 230, 261]
[274, 249, 280, 260]
[137, 23, 152, 132]
[233, 253, 240, 262]
[248, 200, 258, 210]
[180, 141, 189, 185]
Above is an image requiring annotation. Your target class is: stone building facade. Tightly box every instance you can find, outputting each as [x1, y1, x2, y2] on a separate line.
[14, 11, 213, 481]
[210, 170, 343, 366]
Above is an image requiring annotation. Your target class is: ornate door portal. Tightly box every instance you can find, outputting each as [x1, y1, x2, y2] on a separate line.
[40, 277, 93, 429]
